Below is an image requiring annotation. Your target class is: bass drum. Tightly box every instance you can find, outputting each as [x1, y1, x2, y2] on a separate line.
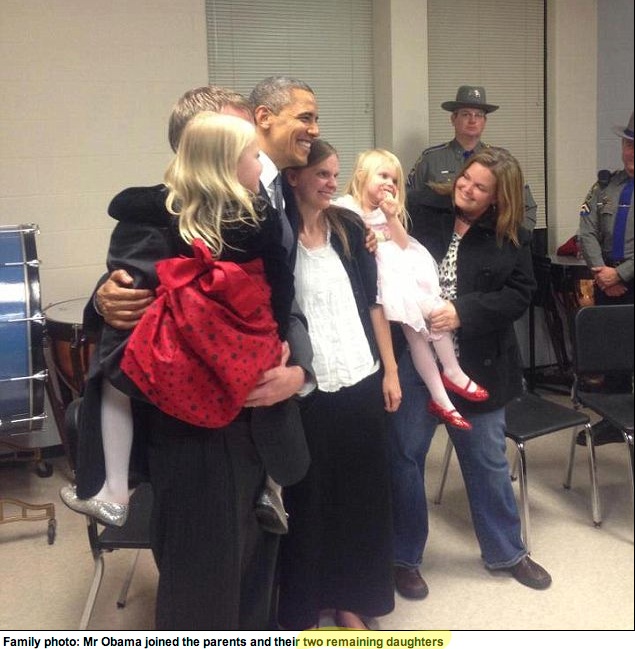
[0, 224, 47, 434]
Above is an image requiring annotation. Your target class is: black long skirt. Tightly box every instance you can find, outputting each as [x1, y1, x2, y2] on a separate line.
[277, 370, 394, 629]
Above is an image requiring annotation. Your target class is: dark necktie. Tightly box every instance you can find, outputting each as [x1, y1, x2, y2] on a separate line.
[611, 178, 633, 261]
[463, 149, 473, 162]
[272, 174, 294, 256]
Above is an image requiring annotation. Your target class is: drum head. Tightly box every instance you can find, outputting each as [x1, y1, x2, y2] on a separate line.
[0, 224, 45, 434]
[44, 297, 91, 341]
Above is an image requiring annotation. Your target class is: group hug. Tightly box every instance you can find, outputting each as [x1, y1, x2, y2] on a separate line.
[60, 76, 551, 631]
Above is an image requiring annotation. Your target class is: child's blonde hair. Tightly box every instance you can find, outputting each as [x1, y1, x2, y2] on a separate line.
[344, 148, 409, 227]
[164, 111, 261, 255]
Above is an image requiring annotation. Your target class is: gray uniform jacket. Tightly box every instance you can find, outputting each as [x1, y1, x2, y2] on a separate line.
[407, 138, 537, 231]
[578, 168, 634, 285]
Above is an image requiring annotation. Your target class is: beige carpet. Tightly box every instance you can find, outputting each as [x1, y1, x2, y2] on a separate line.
[1, 396, 633, 631]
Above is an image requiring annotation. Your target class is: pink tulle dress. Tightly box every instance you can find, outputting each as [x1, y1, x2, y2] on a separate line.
[334, 194, 442, 336]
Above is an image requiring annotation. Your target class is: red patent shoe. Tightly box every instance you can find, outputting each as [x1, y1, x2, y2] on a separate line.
[428, 400, 472, 430]
[441, 375, 489, 402]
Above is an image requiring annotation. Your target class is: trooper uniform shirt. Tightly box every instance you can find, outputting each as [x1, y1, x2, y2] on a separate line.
[578, 168, 634, 285]
[407, 138, 537, 231]
[407, 138, 489, 188]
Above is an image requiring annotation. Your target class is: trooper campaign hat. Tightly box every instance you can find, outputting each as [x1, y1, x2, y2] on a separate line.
[612, 112, 634, 141]
[441, 85, 499, 114]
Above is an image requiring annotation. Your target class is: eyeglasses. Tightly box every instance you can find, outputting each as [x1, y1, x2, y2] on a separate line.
[456, 110, 486, 120]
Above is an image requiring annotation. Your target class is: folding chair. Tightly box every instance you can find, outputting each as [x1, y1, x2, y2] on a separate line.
[64, 399, 153, 630]
[563, 304, 634, 527]
[434, 391, 590, 552]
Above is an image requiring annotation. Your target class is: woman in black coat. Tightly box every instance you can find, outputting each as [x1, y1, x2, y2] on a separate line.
[390, 148, 552, 600]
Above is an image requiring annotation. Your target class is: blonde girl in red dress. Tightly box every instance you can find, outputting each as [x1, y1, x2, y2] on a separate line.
[61, 112, 292, 532]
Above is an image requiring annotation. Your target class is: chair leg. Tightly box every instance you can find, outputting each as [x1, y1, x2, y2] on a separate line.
[584, 424, 602, 527]
[510, 451, 519, 482]
[563, 427, 579, 489]
[624, 432, 634, 525]
[116, 549, 142, 609]
[79, 554, 105, 630]
[434, 437, 454, 505]
[514, 443, 530, 553]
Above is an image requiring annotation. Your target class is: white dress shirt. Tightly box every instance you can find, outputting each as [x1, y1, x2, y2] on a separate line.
[259, 151, 281, 207]
[294, 227, 378, 392]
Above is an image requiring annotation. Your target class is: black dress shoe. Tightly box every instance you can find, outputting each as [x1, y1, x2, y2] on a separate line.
[504, 556, 552, 590]
[576, 419, 624, 446]
[394, 566, 429, 600]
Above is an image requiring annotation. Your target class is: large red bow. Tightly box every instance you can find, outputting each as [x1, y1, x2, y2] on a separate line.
[121, 239, 282, 428]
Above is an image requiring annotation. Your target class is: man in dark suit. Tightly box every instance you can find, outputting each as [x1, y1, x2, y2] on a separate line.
[246, 76, 320, 388]
[73, 82, 317, 630]
[249, 76, 319, 266]
[95, 78, 319, 403]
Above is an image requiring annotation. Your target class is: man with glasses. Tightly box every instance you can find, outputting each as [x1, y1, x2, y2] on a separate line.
[406, 85, 537, 230]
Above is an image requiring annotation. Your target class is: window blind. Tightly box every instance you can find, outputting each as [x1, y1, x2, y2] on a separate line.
[427, 0, 546, 227]
[205, 0, 374, 182]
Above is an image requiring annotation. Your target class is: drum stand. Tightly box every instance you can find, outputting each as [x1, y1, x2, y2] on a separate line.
[528, 255, 594, 393]
[0, 439, 57, 544]
[0, 373, 58, 546]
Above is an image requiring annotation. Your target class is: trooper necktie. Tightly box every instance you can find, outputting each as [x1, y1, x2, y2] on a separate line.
[611, 178, 633, 261]
[272, 173, 294, 256]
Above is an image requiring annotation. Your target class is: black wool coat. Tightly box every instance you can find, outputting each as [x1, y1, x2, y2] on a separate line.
[406, 188, 537, 414]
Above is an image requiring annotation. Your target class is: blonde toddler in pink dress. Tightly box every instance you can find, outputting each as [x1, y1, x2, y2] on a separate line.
[335, 149, 488, 429]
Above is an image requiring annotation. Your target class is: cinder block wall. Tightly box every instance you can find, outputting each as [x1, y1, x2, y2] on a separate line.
[0, 0, 208, 308]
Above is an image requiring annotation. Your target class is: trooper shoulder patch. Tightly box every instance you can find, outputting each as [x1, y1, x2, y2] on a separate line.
[579, 186, 596, 217]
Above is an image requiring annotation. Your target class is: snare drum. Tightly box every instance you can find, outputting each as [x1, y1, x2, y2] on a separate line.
[44, 297, 96, 404]
[0, 224, 47, 434]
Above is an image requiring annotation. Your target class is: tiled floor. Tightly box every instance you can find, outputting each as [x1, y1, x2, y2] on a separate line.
[1, 394, 633, 631]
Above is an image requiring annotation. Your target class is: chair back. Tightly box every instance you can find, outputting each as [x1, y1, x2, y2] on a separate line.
[573, 305, 634, 377]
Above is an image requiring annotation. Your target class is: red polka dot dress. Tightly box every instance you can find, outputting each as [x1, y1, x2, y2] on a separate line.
[121, 238, 283, 428]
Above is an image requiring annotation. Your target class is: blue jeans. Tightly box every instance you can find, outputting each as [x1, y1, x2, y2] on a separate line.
[388, 349, 527, 570]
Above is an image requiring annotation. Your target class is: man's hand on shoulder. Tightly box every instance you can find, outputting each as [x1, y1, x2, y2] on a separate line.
[97, 269, 154, 330]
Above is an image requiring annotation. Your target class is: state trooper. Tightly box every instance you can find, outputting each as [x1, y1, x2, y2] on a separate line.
[407, 85, 537, 231]
[576, 111, 633, 447]
[578, 111, 634, 306]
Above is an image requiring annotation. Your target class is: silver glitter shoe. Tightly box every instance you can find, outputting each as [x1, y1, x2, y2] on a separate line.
[59, 484, 128, 527]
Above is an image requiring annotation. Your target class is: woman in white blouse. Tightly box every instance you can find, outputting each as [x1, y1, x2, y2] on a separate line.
[276, 140, 401, 630]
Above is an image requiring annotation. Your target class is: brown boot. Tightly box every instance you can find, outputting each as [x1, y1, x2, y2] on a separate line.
[394, 566, 429, 600]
